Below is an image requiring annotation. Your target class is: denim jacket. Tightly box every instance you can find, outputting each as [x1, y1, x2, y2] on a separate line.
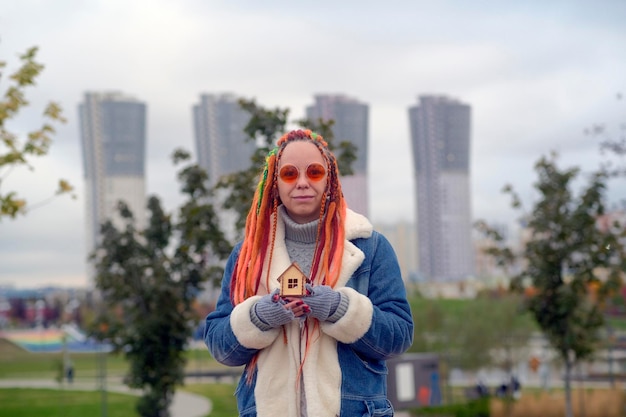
[204, 209, 414, 416]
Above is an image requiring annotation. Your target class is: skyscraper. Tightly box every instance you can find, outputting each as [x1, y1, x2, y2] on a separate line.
[305, 94, 369, 217]
[78, 91, 147, 281]
[408, 95, 474, 282]
[192, 93, 254, 187]
[193, 93, 254, 241]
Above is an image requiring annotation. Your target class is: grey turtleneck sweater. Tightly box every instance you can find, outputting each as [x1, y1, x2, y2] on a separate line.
[280, 206, 318, 278]
[280, 206, 349, 323]
[280, 206, 351, 417]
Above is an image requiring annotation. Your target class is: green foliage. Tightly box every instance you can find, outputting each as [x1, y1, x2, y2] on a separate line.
[0, 46, 74, 220]
[216, 97, 358, 234]
[215, 98, 287, 233]
[410, 397, 490, 417]
[407, 295, 535, 406]
[408, 296, 536, 372]
[475, 152, 626, 417]
[516, 155, 624, 361]
[296, 116, 357, 176]
[81, 96, 362, 416]
[585, 94, 626, 178]
[90, 153, 232, 417]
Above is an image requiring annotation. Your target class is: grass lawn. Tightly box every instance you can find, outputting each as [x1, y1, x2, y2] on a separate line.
[0, 388, 138, 417]
[0, 338, 228, 380]
[0, 339, 239, 416]
[0, 384, 238, 417]
[183, 383, 239, 417]
[0, 338, 128, 380]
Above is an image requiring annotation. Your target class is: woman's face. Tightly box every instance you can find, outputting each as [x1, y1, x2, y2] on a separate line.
[277, 141, 328, 224]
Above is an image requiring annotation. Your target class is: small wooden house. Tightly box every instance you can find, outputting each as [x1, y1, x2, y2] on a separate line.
[278, 262, 309, 297]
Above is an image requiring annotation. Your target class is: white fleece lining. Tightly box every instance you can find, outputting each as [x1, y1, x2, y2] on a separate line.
[255, 319, 303, 416]
[230, 296, 281, 349]
[235, 208, 375, 416]
[321, 287, 374, 343]
[302, 324, 342, 416]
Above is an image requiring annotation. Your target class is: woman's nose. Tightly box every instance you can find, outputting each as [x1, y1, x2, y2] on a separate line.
[295, 172, 309, 187]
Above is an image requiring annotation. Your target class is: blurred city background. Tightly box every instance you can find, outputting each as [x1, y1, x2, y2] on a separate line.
[1, 1, 625, 416]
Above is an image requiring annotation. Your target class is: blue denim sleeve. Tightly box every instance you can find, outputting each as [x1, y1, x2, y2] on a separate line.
[349, 232, 414, 360]
[204, 243, 259, 366]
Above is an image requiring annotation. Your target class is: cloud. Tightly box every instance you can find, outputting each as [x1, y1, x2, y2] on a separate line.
[1, 0, 625, 288]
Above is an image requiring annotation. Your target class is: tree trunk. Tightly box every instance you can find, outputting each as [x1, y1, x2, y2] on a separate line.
[578, 363, 586, 417]
[505, 345, 513, 417]
[564, 358, 573, 417]
[444, 356, 452, 405]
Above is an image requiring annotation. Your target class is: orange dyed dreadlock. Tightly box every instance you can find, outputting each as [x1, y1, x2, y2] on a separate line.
[230, 129, 347, 305]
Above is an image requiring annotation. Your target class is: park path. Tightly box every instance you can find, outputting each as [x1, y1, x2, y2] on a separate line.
[0, 378, 211, 417]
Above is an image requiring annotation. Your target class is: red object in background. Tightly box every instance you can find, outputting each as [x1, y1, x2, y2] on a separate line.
[418, 386, 431, 405]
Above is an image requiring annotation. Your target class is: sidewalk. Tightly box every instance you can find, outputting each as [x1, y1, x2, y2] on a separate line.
[171, 389, 212, 417]
[0, 379, 211, 417]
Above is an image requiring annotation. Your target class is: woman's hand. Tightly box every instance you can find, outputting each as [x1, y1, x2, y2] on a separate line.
[282, 298, 310, 318]
[301, 284, 342, 322]
[250, 289, 295, 330]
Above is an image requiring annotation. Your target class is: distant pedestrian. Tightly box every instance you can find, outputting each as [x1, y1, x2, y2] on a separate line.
[66, 363, 74, 384]
[495, 381, 508, 397]
[511, 375, 521, 399]
[476, 379, 489, 397]
[539, 361, 550, 390]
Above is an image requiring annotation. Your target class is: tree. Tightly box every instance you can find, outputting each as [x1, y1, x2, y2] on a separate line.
[89, 98, 358, 416]
[90, 150, 231, 417]
[408, 296, 535, 405]
[216, 98, 358, 234]
[0, 46, 73, 219]
[585, 92, 626, 180]
[214, 98, 289, 233]
[476, 152, 626, 417]
[451, 296, 535, 374]
[296, 116, 358, 176]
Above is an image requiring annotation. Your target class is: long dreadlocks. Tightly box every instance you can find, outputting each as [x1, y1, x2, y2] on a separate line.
[230, 129, 347, 305]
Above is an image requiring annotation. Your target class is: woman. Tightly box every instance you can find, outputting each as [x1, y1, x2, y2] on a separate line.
[204, 129, 414, 416]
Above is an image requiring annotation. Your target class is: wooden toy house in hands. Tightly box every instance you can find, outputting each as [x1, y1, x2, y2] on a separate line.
[278, 262, 309, 297]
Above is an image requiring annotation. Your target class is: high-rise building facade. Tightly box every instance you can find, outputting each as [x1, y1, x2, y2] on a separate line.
[78, 92, 147, 281]
[193, 93, 254, 241]
[192, 93, 254, 187]
[374, 221, 418, 282]
[305, 94, 369, 217]
[408, 95, 474, 282]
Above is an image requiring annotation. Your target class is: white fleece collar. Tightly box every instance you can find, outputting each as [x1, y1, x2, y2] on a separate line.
[234, 208, 375, 416]
[262, 208, 372, 293]
[343, 208, 373, 241]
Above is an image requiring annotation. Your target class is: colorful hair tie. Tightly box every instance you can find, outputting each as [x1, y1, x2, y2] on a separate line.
[257, 147, 278, 214]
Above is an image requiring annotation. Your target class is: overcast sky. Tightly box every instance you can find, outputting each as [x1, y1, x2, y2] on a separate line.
[1, 0, 625, 289]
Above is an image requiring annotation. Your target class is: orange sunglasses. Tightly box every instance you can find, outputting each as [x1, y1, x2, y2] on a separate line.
[278, 163, 327, 183]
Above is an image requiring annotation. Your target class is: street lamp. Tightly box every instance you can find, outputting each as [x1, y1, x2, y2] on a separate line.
[98, 322, 109, 417]
[607, 324, 615, 388]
